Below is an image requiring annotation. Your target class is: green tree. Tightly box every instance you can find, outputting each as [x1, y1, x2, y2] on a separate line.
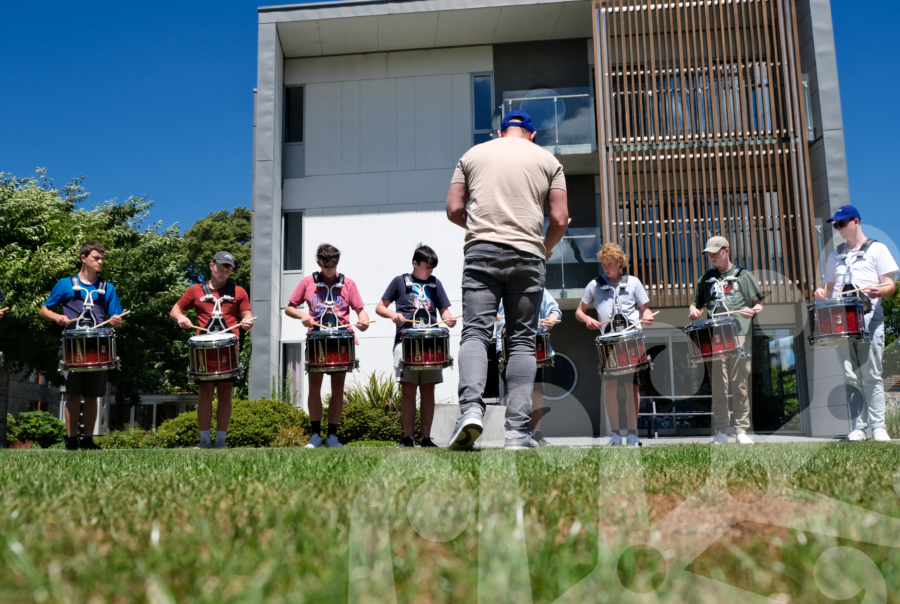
[181, 207, 251, 294]
[882, 276, 900, 379]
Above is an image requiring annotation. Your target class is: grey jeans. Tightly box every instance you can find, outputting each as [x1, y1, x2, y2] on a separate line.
[837, 315, 886, 431]
[458, 241, 545, 431]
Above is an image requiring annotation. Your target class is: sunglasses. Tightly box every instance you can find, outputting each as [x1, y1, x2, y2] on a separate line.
[832, 218, 854, 229]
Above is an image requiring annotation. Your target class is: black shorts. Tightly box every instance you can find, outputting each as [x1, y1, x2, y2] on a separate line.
[65, 370, 109, 398]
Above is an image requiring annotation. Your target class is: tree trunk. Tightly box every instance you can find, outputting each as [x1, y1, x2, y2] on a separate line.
[0, 360, 10, 449]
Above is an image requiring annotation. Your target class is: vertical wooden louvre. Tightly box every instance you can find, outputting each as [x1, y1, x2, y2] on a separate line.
[592, 0, 817, 308]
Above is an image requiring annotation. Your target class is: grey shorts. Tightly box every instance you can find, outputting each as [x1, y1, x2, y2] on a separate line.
[393, 343, 443, 386]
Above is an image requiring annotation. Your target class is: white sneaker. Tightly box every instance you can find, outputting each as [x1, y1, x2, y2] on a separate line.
[608, 433, 623, 447]
[736, 433, 754, 445]
[712, 432, 729, 445]
[625, 434, 642, 447]
[843, 429, 867, 442]
[195, 440, 212, 450]
[872, 428, 891, 442]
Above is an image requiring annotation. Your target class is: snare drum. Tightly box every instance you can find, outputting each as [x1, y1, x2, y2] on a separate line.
[596, 329, 649, 376]
[188, 332, 241, 381]
[400, 327, 453, 370]
[500, 327, 554, 370]
[62, 327, 118, 372]
[305, 330, 359, 373]
[807, 297, 869, 346]
[684, 316, 745, 363]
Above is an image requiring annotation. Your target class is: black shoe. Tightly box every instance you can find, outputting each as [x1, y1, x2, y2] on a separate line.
[420, 436, 438, 448]
[532, 431, 551, 447]
[65, 437, 79, 452]
[80, 437, 102, 451]
[396, 436, 415, 448]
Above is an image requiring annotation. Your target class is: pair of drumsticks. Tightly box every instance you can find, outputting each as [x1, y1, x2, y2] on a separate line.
[496, 315, 562, 325]
[66, 310, 132, 328]
[401, 314, 463, 328]
[311, 320, 377, 330]
[185, 316, 259, 334]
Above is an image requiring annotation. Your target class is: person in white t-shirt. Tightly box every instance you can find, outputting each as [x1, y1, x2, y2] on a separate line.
[814, 205, 898, 442]
[576, 243, 654, 446]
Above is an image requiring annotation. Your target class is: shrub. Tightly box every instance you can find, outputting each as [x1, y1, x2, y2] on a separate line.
[271, 425, 310, 447]
[97, 427, 167, 450]
[14, 411, 66, 449]
[333, 373, 419, 444]
[155, 398, 310, 448]
[887, 403, 900, 439]
[5, 413, 17, 444]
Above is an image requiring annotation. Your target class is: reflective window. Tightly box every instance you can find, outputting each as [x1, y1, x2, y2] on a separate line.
[473, 74, 494, 145]
[284, 212, 302, 271]
[285, 87, 303, 143]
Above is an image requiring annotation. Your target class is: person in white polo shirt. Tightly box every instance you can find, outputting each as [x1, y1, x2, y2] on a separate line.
[814, 205, 898, 442]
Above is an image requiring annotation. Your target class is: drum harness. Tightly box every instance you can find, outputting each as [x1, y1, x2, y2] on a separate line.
[836, 238, 877, 314]
[597, 273, 630, 333]
[70, 275, 108, 330]
[312, 272, 345, 330]
[703, 267, 748, 358]
[200, 281, 236, 333]
[403, 273, 436, 328]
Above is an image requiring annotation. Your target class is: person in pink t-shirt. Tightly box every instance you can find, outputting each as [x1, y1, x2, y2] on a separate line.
[285, 243, 370, 448]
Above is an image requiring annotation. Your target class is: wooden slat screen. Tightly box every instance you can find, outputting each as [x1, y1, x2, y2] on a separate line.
[592, 0, 817, 307]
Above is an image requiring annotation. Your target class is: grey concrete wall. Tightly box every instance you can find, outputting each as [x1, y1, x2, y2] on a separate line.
[250, 23, 285, 399]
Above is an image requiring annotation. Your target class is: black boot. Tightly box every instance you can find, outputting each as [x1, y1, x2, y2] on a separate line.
[64, 437, 79, 451]
[80, 436, 102, 451]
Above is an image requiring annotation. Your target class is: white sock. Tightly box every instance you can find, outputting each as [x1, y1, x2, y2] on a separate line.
[215, 431, 227, 442]
[200, 430, 211, 443]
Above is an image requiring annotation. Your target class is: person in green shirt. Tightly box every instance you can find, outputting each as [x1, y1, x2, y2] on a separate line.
[688, 237, 764, 444]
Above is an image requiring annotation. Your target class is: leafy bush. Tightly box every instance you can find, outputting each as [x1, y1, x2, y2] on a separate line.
[97, 427, 167, 450]
[5, 413, 17, 444]
[155, 398, 310, 448]
[333, 373, 419, 444]
[271, 425, 310, 448]
[887, 403, 900, 439]
[14, 411, 66, 449]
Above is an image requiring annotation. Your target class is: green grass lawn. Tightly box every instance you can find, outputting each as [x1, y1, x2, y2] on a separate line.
[2, 444, 900, 603]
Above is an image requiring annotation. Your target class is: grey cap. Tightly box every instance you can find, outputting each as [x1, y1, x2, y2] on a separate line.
[212, 251, 236, 267]
[703, 236, 730, 253]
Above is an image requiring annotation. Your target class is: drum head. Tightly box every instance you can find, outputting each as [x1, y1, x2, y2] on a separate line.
[190, 332, 238, 344]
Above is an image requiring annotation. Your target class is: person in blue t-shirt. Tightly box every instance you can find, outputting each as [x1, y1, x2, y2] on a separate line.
[40, 241, 124, 451]
[376, 244, 456, 448]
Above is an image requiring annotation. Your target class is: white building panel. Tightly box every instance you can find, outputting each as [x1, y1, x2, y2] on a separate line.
[414, 75, 454, 170]
[305, 82, 343, 175]
[388, 168, 454, 204]
[550, 2, 594, 40]
[377, 13, 439, 51]
[342, 81, 361, 173]
[434, 9, 502, 48]
[387, 46, 493, 78]
[451, 72, 473, 161]
[396, 77, 417, 171]
[493, 3, 564, 44]
[283, 173, 390, 210]
[277, 21, 323, 58]
[284, 53, 388, 85]
[360, 79, 399, 173]
[317, 15, 378, 55]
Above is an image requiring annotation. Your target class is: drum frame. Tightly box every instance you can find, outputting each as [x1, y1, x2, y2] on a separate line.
[305, 330, 360, 373]
[595, 329, 650, 376]
[61, 327, 119, 373]
[400, 327, 454, 371]
[684, 316, 746, 364]
[188, 332, 242, 381]
[807, 297, 870, 346]
[499, 327, 554, 372]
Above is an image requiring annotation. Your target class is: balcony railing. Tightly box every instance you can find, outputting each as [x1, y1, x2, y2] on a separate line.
[546, 227, 601, 300]
[500, 87, 598, 155]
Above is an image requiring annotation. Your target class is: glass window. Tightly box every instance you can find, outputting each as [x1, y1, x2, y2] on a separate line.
[285, 87, 303, 144]
[473, 74, 494, 145]
[284, 212, 302, 271]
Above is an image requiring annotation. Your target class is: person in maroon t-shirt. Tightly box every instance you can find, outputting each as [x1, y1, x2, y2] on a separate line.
[170, 251, 254, 449]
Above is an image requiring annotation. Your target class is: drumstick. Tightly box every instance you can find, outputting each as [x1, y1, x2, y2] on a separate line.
[618, 311, 660, 334]
[835, 283, 893, 297]
[93, 310, 131, 328]
[186, 324, 211, 333]
[497, 315, 562, 324]
[219, 316, 258, 334]
[338, 320, 377, 329]
[712, 309, 748, 317]
[0, 307, 8, 313]
[427, 314, 463, 328]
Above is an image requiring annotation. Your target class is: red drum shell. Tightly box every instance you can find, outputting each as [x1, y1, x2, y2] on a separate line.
[807, 298, 867, 346]
[400, 327, 452, 370]
[305, 331, 357, 373]
[684, 317, 743, 363]
[188, 333, 241, 380]
[63, 328, 117, 372]
[501, 327, 554, 369]
[596, 330, 649, 376]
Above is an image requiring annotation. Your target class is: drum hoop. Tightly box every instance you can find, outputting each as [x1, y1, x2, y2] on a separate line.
[684, 316, 737, 331]
[64, 328, 115, 338]
[401, 328, 449, 336]
[306, 331, 355, 340]
[596, 330, 644, 344]
[809, 298, 866, 310]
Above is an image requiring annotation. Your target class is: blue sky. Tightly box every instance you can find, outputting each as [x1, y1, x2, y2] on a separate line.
[1, 0, 897, 249]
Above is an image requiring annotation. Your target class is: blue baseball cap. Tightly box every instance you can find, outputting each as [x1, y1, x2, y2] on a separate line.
[826, 205, 861, 223]
[500, 110, 535, 133]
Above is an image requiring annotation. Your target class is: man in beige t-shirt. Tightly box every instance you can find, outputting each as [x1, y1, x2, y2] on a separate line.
[445, 110, 569, 451]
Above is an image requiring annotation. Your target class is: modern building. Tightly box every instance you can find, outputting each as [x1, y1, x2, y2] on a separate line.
[250, 0, 855, 438]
